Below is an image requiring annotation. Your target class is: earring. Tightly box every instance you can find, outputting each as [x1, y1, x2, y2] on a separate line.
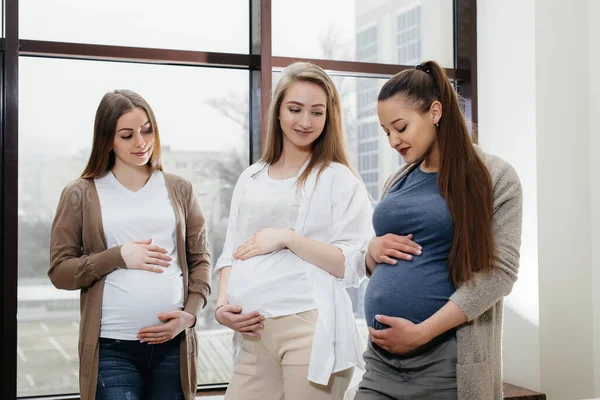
[435, 122, 439, 127]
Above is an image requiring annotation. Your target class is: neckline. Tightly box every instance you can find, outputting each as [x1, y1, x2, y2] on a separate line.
[416, 162, 438, 176]
[108, 169, 158, 195]
[264, 166, 298, 183]
[266, 158, 308, 181]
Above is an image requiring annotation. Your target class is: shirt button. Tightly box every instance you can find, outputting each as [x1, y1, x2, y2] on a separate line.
[402, 375, 411, 382]
[394, 360, 401, 368]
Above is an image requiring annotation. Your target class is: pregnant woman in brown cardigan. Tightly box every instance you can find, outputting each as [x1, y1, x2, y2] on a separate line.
[49, 90, 211, 400]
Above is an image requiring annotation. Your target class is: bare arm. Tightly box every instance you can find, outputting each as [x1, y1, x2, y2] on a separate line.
[419, 301, 467, 342]
[366, 252, 377, 275]
[216, 266, 231, 307]
[284, 230, 345, 278]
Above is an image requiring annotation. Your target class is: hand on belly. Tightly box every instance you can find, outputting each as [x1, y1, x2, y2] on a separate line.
[137, 310, 195, 345]
[233, 228, 292, 260]
[368, 314, 429, 354]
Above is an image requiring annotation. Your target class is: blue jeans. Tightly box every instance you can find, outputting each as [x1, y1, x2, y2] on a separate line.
[96, 336, 184, 400]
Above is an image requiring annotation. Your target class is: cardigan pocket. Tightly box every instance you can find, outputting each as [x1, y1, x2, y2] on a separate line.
[456, 360, 493, 400]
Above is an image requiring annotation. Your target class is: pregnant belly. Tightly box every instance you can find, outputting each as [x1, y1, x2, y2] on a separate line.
[364, 261, 455, 327]
[227, 252, 314, 316]
[101, 269, 184, 339]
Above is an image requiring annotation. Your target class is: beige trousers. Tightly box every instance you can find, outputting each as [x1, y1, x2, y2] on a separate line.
[225, 309, 353, 400]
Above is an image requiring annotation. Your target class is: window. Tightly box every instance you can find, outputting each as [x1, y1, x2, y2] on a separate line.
[273, 0, 454, 65]
[357, 26, 378, 62]
[397, 6, 422, 64]
[17, 57, 248, 396]
[357, 123, 380, 200]
[19, 1, 249, 53]
[2, 1, 475, 398]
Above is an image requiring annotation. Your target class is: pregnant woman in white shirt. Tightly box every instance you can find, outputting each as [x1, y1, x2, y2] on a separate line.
[214, 62, 374, 400]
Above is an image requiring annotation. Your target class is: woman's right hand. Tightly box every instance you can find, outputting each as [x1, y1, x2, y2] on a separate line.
[368, 233, 422, 265]
[120, 239, 172, 273]
[215, 305, 265, 338]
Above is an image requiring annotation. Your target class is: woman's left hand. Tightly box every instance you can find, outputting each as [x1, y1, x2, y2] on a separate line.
[138, 310, 196, 344]
[233, 228, 292, 260]
[368, 314, 431, 353]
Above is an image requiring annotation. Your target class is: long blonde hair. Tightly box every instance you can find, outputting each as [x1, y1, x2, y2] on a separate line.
[261, 62, 353, 187]
[81, 90, 163, 178]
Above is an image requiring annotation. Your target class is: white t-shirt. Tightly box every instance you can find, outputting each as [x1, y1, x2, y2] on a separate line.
[227, 167, 316, 317]
[95, 170, 184, 340]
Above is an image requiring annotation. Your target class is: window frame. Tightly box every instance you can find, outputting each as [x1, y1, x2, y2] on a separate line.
[0, 0, 477, 398]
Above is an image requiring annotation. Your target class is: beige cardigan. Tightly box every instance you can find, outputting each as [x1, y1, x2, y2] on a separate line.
[48, 172, 211, 400]
[373, 147, 523, 400]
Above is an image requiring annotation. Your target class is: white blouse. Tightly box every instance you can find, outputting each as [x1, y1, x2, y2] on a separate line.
[227, 166, 316, 317]
[215, 161, 374, 385]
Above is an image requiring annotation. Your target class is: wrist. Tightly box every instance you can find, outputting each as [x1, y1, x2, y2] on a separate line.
[416, 321, 435, 346]
[214, 303, 227, 318]
[215, 303, 227, 312]
[365, 253, 376, 274]
[183, 311, 196, 328]
[282, 228, 296, 248]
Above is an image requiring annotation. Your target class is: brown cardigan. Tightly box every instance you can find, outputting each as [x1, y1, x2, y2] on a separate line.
[48, 172, 211, 400]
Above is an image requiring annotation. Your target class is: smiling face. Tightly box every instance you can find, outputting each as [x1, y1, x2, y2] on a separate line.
[278, 81, 328, 152]
[112, 107, 155, 169]
[377, 95, 442, 165]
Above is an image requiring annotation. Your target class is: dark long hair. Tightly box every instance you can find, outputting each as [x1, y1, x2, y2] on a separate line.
[81, 89, 162, 178]
[379, 61, 494, 286]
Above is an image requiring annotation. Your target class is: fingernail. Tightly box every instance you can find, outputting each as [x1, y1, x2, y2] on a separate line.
[375, 315, 381, 321]
[407, 255, 413, 260]
[417, 250, 422, 255]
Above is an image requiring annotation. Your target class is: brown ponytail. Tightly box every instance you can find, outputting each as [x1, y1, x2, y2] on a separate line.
[378, 61, 494, 286]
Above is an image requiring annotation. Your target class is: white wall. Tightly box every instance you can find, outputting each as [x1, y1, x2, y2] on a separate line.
[478, 0, 598, 398]
[535, 1, 594, 398]
[589, 0, 600, 395]
[476, 0, 541, 391]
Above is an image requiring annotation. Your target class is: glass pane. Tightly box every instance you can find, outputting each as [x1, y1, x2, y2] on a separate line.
[19, 1, 249, 53]
[273, 0, 454, 67]
[18, 57, 248, 396]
